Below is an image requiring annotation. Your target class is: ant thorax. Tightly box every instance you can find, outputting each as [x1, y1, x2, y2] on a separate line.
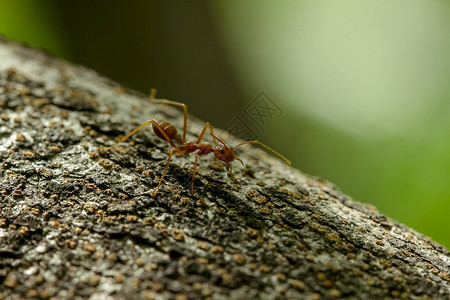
[182, 141, 213, 156]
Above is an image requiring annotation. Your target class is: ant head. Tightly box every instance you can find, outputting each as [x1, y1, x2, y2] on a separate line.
[213, 144, 235, 163]
[210, 133, 291, 170]
[210, 133, 245, 172]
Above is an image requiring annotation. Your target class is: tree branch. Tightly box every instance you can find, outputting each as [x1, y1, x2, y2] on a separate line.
[0, 35, 448, 299]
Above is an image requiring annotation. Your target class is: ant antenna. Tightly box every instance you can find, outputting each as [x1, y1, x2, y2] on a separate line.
[210, 133, 291, 165]
[233, 140, 291, 165]
[209, 133, 227, 146]
[235, 157, 244, 166]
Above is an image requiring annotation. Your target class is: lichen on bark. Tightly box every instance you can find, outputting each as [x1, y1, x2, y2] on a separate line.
[0, 36, 449, 299]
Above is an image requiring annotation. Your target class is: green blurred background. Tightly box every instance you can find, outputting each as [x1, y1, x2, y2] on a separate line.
[1, 1, 448, 247]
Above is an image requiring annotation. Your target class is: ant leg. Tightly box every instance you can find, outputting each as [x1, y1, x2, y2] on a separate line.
[226, 162, 234, 178]
[196, 122, 217, 145]
[149, 97, 188, 144]
[99, 119, 184, 156]
[151, 147, 177, 196]
[191, 154, 199, 195]
[99, 120, 154, 151]
[149, 88, 157, 99]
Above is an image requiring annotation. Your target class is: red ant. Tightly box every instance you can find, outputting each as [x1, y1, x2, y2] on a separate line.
[99, 90, 291, 196]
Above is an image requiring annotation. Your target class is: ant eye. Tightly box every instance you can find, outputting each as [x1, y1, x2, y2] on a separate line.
[219, 149, 225, 154]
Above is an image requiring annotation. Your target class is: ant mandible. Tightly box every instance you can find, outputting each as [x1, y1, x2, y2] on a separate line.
[99, 90, 291, 196]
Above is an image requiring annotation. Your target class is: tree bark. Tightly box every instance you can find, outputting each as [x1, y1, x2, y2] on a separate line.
[0, 35, 448, 299]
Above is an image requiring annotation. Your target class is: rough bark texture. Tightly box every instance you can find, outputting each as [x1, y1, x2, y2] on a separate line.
[0, 36, 449, 300]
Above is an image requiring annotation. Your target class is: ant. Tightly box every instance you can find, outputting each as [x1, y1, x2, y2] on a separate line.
[99, 90, 291, 196]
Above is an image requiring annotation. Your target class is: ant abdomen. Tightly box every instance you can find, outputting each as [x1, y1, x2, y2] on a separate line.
[152, 120, 177, 141]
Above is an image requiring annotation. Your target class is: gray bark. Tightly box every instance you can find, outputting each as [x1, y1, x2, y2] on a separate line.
[0, 35, 449, 299]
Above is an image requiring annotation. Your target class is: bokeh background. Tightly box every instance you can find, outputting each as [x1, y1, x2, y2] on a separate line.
[1, 1, 448, 248]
